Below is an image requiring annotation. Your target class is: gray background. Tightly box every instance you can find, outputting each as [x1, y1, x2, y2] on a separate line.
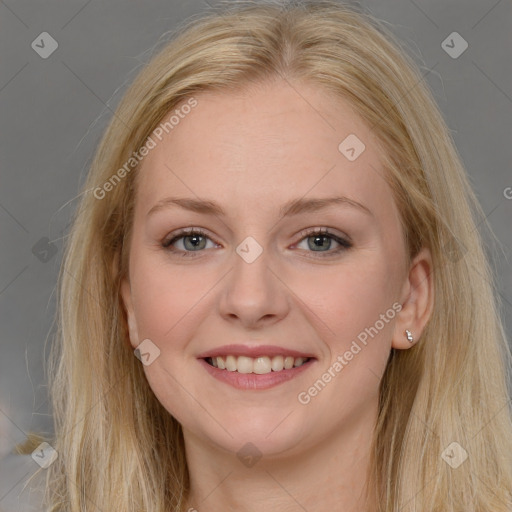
[0, 0, 511, 502]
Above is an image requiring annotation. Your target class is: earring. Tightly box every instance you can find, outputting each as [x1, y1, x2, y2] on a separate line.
[405, 329, 414, 343]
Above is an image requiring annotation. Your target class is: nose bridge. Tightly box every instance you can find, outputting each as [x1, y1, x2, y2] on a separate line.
[231, 233, 274, 300]
[218, 233, 289, 326]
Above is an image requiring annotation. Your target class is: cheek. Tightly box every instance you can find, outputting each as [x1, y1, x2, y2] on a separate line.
[299, 258, 400, 352]
[130, 254, 212, 343]
[128, 255, 210, 423]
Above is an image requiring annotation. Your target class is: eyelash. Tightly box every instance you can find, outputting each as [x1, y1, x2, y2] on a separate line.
[162, 227, 352, 259]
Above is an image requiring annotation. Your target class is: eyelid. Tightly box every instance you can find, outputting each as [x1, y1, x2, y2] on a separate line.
[162, 227, 217, 248]
[292, 227, 352, 258]
[296, 226, 352, 244]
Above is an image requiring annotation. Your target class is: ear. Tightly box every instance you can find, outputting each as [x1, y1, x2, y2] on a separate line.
[392, 247, 434, 349]
[120, 277, 139, 349]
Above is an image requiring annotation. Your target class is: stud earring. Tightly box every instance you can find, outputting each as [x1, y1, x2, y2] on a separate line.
[405, 329, 414, 343]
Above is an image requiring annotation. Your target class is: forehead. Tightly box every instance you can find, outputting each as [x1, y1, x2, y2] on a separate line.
[134, 79, 393, 217]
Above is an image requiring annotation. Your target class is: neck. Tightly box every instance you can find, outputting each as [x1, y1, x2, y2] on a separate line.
[183, 404, 378, 512]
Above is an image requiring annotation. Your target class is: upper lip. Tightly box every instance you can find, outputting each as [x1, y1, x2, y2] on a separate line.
[197, 344, 315, 359]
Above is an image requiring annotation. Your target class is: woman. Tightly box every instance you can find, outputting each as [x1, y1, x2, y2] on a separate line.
[44, 1, 512, 510]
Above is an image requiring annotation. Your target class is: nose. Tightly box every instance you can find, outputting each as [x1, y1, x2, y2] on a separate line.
[217, 240, 290, 329]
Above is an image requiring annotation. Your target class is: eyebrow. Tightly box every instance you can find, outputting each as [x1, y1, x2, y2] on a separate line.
[147, 195, 373, 219]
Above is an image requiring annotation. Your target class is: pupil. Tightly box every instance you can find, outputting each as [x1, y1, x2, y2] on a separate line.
[185, 235, 204, 250]
[310, 235, 330, 251]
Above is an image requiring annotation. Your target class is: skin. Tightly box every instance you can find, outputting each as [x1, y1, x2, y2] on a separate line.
[121, 78, 434, 512]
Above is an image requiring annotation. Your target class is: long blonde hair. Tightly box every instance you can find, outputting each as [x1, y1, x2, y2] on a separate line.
[43, 1, 512, 510]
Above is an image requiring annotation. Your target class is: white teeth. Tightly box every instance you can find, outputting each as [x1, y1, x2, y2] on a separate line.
[208, 355, 309, 373]
[254, 356, 272, 374]
[284, 356, 294, 369]
[271, 355, 284, 372]
[237, 356, 253, 374]
[225, 355, 237, 372]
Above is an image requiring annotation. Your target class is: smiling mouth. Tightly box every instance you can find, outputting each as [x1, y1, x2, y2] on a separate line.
[204, 355, 312, 374]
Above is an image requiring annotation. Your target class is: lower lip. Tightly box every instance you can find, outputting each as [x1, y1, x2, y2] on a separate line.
[198, 358, 315, 390]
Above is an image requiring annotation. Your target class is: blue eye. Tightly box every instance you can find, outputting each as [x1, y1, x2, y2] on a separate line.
[162, 227, 352, 258]
[295, 227, 352, 257]
[162, 228, 215, 257]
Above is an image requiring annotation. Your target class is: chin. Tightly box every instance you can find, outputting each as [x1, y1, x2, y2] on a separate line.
[198, 418, 309, 460]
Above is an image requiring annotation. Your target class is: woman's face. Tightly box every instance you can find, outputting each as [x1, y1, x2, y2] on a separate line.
[121, 79, 432, 457]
